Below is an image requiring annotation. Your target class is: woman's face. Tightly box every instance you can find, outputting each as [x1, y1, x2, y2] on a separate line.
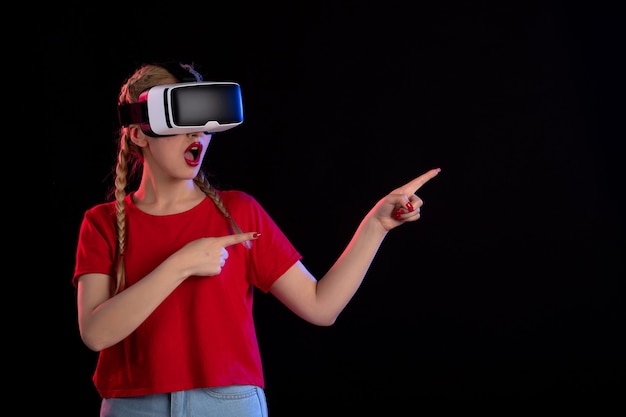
[140, 131, 212, 181]
[132, 75, 213, 181]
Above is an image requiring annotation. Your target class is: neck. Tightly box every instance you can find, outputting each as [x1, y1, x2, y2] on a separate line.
[133, 177, 204, 215]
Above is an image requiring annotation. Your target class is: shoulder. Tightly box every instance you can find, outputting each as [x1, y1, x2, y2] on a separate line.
[216, 189, 278, 226]
[77, 200, 118, 243]
[83, 200, 117, 221]
[218, 189, 261, 208]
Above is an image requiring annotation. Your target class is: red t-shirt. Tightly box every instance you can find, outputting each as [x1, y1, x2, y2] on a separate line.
[73, 191, 302, 398]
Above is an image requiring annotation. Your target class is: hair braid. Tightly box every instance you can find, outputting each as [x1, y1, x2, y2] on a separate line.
[194, 172, 245, 234]
[112, 132, 131, 295]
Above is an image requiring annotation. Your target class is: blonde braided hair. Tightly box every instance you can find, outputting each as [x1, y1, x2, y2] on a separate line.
[110, 63, 242, 295]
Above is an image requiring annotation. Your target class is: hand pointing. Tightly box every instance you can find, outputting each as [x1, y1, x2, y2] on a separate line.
[372, 168, 441, 231]
[174, 232, 261, 277]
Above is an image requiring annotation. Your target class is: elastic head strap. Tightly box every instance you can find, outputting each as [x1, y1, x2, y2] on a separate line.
[118, 62, 204, 127]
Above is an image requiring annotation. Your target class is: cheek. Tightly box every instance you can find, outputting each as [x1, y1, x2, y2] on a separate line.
[148, 139, 179, 162]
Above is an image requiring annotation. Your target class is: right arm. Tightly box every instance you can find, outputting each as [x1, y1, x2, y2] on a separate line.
[77, 232, 258, 351]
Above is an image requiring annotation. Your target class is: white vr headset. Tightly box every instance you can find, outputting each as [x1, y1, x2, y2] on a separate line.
[118, 81, 244, 137]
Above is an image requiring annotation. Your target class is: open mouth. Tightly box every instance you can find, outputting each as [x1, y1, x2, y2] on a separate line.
[184, 142, 203, 166]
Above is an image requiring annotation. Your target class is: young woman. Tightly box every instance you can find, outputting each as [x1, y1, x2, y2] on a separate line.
[73, 61, 441, 417]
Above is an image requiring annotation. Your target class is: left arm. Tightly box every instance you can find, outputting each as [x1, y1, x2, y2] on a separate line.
[270, 168, 441, 325]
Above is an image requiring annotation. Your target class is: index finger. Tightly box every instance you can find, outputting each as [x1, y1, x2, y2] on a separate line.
[399, 168, 441, 194]
[218, 232, 260, 248]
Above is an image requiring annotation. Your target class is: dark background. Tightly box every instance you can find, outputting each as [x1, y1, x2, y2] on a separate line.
[45, 1, 623, 414]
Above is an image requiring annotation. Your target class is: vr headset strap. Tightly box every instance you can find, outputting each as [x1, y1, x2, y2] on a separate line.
[117, 102, 147, 126]
[117, 62, 200, 127]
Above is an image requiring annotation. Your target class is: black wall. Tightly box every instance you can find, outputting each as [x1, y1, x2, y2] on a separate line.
[44, 1, 623, 414]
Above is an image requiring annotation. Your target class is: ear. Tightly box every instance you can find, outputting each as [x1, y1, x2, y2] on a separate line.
[129, 125, 149, 148]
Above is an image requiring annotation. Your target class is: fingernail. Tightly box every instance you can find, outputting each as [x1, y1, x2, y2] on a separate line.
[253, 233, 261, 238]
[405, 201, 414, 212]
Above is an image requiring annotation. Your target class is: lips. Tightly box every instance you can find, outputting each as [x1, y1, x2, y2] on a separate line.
[184, 142, 203, 166]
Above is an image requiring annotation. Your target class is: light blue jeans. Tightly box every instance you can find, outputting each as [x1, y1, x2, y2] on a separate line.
[100, 385, 268, 417]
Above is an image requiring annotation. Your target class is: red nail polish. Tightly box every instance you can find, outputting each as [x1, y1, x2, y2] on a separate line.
[253, 233, 261, 238]
[406, 201, 414, 212]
